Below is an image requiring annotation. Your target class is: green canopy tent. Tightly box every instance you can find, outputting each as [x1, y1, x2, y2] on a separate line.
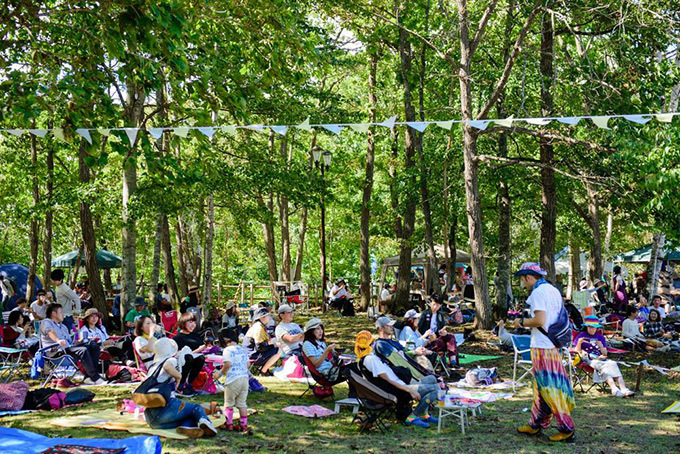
[51, 249, 123, 269]
[612, 242, 680, 263]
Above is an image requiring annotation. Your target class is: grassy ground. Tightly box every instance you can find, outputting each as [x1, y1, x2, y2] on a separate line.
[3, 311, 679, 453]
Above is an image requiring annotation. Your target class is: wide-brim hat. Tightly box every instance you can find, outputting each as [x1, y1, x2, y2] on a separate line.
[225, 301, 236, 310]
[252, 308, 270, 322]
[153, 338, 178, 364]
[515, 262, 548, 277]
[304, 317, 323, 332]
[81, 308, 101, 319]
[188, 285, 200, 292]
[583, 315, 603, 328]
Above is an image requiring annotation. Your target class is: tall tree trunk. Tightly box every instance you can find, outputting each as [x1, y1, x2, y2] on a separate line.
[457, 0, 492, 329]
[70, 242, 84, 288]
[443, 76, 456, 293]
[121, 79, 145, 310]
[263, 194, 278, 299]
[585, 183, 603, 284]
[43, 133, 54, 292]
[603, 206, 613, 271]
[203, 194, 215, 307]
[278, 137, 292, 283]
[392, 2, 419, 311]
[647, 233, 665, 298]
[160, 215, 179, 304]
[149, 216, 163, 304]
[360, 51, 378, 311]
[26, 120, 40, 300]
[294, 133, 315, 282]
[496, 116, 512, 319]
[567, 237, 580, 299]
[539, 9, 557, 282]
[78, 141, 107, 321]
[175, 217, 190, 294]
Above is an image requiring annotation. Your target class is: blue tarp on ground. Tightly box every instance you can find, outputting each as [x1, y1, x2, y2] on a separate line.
[0, 263, 43, 308]
[0, 427, 161, 454]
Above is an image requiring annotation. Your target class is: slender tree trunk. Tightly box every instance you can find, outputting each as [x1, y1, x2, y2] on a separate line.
[203, 194, 215, 307]
[496, 116, 512, 319]
[603, 207, 613, 270]
[360, 51, 379, 311]
[175, 217, 190, 294]
[278, 137, 291, 283]
[43, 134, 54, 292]
[149, 216, 163, 304]
[539, 9, 557, 282]
[585, 183, 603, 284]
[160, 215, 179, 304]
[392, 2, 419, 311]
[457, 0, 492, 329]
[294, 133, 315, 282]
[647, 234, 665, 298]
[70, 242, 84, 288]
[26, 121, 40, 300]
[567, 237, 581, 299]
[121, 79, 145, 310]
[263, 194, 279, 299]
[78, 141, 107, 321]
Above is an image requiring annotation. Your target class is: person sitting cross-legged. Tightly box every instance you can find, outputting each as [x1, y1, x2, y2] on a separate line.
[39, 303, 105, 385]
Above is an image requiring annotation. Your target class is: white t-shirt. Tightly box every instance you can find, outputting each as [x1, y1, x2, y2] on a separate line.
[147, 357, 179, 384]
[133, 336, 154, 363]
[622, 318, 643, 339]
[222, 345, 250, 384]
[274, 322, 303, 354]
[362, 354, 406, 387]
[330, 285, 349, 299]
[527, 282, 563, 349]
[31, 301, 48, 319]
[380, 288, 390, 301]
[653, 306, 666, 319]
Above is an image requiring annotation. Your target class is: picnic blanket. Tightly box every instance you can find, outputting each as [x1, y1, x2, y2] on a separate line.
[458, 353, 502, 365]
[36, 408, 227, 440]
[445, 388, 513, 403]
[0, 426, 160, 454]
[452, 380, 527, 390]
[0, 409, 33, 417]
[662, 401, 680, 413]
[282, 404, 336, 418]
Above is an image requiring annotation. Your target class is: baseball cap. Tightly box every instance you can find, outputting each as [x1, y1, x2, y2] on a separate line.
[277, 304, 294, 314]
[404, 309, 420, 319]
[375, 316, 396, 329]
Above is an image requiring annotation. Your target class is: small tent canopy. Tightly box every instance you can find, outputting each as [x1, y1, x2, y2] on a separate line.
[0, 263, 43, 305]
[382, 245, 471, 267]
[51, 249, 122, 269]
[554, 251, 615, 275]
[612, 242, 680, 263]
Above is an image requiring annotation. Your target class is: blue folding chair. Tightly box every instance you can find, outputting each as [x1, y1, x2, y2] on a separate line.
[0, 346, 27, 383]
[511, 336, 533, 391]
[37, 334, 79, 387]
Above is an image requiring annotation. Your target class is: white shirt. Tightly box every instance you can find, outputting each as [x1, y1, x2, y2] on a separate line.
[148, 357, 178, 384]
[362, 353, 406, 387]
[274, 322, 303, 354]
[653, 306, 666, 319]
[380, 288, 390, 301]
[622, 318, 643, 339]
[222, 345, 250, 384]
[55, 283, 81, 317]
[30, 300, 48, 319]
[0, 279, 13, 297]
[527, 281, 563, 349]
[330, 285, 349, 299]
[133, 336, 155, 363]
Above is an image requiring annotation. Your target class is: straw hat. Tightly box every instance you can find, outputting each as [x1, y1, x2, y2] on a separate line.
[225, 301, 236, 310]
[80, 308, 101, 319]
[303, 318, 323, 332]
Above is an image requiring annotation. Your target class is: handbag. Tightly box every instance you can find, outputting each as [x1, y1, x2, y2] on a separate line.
[131, 359, 173, 408]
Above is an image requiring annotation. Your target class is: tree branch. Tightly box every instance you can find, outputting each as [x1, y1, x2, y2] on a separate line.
[470, 0, 501, 57]
[480, 125, 617, 153]
[475, 154, 609, 184]
[476, 0, 543, 119]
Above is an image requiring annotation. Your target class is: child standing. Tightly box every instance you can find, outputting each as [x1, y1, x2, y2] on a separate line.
[214, 328, 251, 432]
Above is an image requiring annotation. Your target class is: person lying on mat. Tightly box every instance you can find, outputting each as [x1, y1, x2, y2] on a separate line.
[301, 318, 348, 383]
[573, 315, 635, 397]
[39, 303, 105, 385]
[243, 308, 282, 376]
[143, 338, 218, 438]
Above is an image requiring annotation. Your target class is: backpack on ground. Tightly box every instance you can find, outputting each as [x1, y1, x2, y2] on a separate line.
[23, 388, 66, 410]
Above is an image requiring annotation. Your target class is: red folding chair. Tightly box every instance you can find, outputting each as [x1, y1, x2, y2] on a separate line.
[299, 351, 345, 399]
[161, 311, 179, 335]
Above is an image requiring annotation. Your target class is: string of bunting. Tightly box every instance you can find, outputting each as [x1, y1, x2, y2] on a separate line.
[0, 112, 676, 145]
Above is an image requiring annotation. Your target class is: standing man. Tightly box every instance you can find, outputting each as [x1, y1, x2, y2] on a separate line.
[50, 269, 81, 332]
[514, 262, 575, 442]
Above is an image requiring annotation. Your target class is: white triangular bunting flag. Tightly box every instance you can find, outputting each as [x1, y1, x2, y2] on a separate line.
[269, 125, 288, 136]
[97, 128, 111, 136]
[379, 116, 397, 129]
[29, 129, 48, 138]
[655, 113, 674, 123]
[197, 127, 217, 138]
[296, 117, 312, 131]
[493, 116, 514, 127]
[245, 124, 264, 131]
[173, 127, 190, 138]
[525, 118, 552, 125]
[52, 128, 65, 141]
[435, 120, 454, 130]
[349, 124, 370, 133]
[406, 122, 429, 132]
[76, 128, 92, 144]
[467, 120, 489, 131]
[622, 115, 651, 125]
[557, 117, 581, 125]
[8, 129, 25, 137]
[221, 125, 237, 135]
[124, 128, 138, 145]
[321, 124, 343, 135]
[148, 128, 164, 140]
[590, 116, 610, 129]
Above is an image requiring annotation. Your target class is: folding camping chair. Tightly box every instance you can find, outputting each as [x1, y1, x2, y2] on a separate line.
[511, 335, 533, 391]
[0, 346, 27, 383]
[37, 344, 80, 388]
[299, 351, 346, 399]
[570, 353, 609, 394]
[347, 369, 398, 434]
